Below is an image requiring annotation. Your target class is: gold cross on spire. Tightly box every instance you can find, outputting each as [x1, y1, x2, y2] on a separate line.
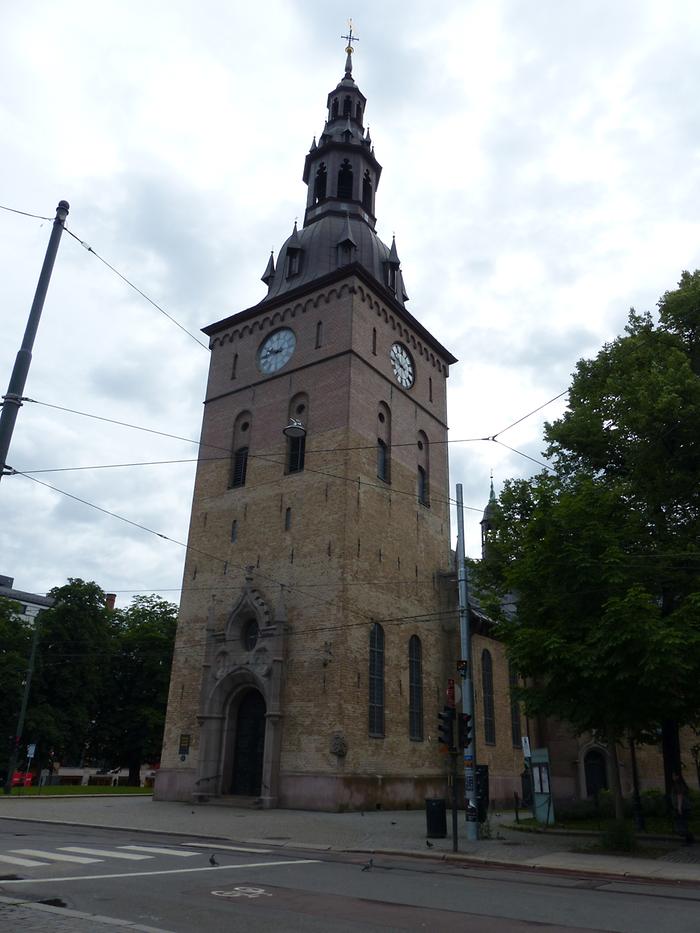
[341, 18, 359, 56]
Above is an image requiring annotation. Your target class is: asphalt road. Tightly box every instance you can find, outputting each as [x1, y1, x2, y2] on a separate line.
[1, 819, 699, 932]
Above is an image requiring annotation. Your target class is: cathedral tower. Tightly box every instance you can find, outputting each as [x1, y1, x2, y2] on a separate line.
[156, 39, 458, 810]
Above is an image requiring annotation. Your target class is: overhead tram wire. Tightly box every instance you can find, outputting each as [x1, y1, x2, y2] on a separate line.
[0, 203, 54, 222]
[23, 397, 485, 457]
[36, 607, 462, 668]
[12, 470, 390, 630]
[19, 398, 484, 512]
[492, 439, 554, 473]
[62, 226, 209, 352]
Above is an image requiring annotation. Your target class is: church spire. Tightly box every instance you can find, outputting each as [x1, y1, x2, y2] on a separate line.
[480, 474, 499, 559]
[258, 31, 412, 311]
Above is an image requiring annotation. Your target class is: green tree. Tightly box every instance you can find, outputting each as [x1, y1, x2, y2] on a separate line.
[0, 598, 32, 777]
[93, 595, 177, 785]
[26, 579, 112, 770]
[477, 272, 700, 819]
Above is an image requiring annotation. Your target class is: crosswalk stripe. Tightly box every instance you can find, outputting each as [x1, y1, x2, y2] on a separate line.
[12, 849, 101, 864]
[182, 842, 271, 854]
[59, 847, 152, 860]
[0, 853, 49, 867]
[119, 845, 199, 857]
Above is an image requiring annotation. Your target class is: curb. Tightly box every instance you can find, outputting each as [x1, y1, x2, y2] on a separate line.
[1, 812, 698, 888]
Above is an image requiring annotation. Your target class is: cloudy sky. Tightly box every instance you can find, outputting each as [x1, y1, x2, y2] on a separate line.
[2, 0, 699, 606]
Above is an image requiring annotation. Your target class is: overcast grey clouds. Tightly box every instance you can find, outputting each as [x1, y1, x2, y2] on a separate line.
[2, 0, 699, 603]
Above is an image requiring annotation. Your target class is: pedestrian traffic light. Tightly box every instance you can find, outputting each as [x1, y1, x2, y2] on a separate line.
[458, 713, 473, 749]
[438, 706, 455, 751]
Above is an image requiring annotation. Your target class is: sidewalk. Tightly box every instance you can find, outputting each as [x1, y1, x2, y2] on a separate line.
[1, 794, 699, 885]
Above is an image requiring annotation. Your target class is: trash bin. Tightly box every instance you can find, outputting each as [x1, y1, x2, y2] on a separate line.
[425, 797, 447, 838]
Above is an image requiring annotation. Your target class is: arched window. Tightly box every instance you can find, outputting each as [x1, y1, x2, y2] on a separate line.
[377, 440, 389, 482]
[337, 159, 353, 199]
[482, 650, 496, 745]
[372, 327, 377, 356]
[377, 402, 391, 483]
[369, 623, 385, 736]
[286, 392, 308, 474]
[231, 448, 248, 487]
[315, 321, 323, 348]
[331, 98, 339, 119]
[231, 520, 238, 543]
[284, 507, 292, 530]
[417, 431, 429, 506]
[362, 170, 372, 213]
[342, 95, 352, 116]
[509, 663, 521, 747]
[230, 411, 252, 488]
[314, 163, 327, 204]
[356, 101, 363, 121]
[231, 353, 238, 379]
[408, 635, 423, 740]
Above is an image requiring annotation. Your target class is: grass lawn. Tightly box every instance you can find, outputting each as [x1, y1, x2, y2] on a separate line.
[510, 815, 699, 836]
[3, 785, 153, 797]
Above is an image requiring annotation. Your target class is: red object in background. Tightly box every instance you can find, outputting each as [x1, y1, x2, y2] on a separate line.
[12, 771, 33, 787]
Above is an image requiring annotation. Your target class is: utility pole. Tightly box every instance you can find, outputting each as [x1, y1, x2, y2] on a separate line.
[456, 483, 478, 840]
[0, 200, 69, 482]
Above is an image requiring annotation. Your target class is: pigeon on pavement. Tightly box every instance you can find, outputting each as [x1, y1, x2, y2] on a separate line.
[426, 840, 434, 848]
[361, 858, 373, 872]
[209, 854, 218, 866]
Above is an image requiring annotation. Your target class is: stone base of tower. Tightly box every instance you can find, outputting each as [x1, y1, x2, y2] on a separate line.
[154, 766, 448, 812]
[277, 772, 446, 812]
[153, 767, 197, 803]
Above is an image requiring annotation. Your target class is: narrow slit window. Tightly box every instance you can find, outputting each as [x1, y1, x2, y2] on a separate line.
[482, 650, 496, 745]
[408, 635, 423, 741]
[231, 447, 248, 488]
[369, 623, 385, 737]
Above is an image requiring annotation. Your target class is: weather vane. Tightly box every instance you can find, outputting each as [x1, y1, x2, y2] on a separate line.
[341, 18, 359, 56]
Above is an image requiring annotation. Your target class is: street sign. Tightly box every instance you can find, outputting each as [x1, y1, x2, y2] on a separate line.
[26, 744, 36, 759]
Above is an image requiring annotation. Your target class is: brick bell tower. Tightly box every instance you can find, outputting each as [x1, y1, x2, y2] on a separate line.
[156, 34, 458, 810]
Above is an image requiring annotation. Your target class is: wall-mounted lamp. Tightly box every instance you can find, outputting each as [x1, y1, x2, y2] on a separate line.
[283, 418, 306, 439]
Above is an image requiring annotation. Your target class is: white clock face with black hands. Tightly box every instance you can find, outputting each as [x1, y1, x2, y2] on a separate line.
[390, 342, 414, 388]
[257, 328, 296, 373]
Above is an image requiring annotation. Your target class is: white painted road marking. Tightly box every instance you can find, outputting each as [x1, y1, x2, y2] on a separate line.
[0, 853, 49, 867]
[59, 846, 152, 860]
[12, 849, 101, 864]
[120, 845, 200, 857]
[182, 842, 271, 854]
[212, 886, 272, 898]
[1, 858, 321, 884]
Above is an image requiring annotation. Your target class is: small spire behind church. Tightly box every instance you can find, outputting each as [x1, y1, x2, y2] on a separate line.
[341, 18, 359, 76]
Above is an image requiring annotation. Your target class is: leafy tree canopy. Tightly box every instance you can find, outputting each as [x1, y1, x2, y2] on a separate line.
[476, 271, 700, 765]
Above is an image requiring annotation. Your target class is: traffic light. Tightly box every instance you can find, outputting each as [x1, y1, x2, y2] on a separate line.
[458, 713, 473, 749]
[437, 706, 455, 750]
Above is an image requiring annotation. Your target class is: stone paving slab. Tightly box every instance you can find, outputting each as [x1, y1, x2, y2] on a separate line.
[0, 895, 171, 932]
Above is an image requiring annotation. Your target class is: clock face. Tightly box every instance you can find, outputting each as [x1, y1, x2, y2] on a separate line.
[390, 342, 415, 388]
[257, 328, 296, 373]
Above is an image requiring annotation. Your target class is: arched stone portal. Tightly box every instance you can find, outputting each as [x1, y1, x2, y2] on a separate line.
[584, 748, 608, 798]
[228, 690, 266, 796]
[195, 570, 287, 808]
